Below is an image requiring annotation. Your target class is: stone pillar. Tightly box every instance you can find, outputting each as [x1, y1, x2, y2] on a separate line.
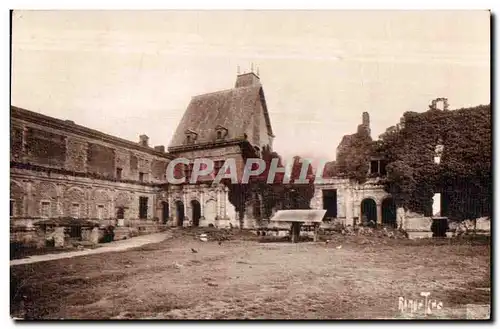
[90, 227, 99, 244]
[216, 188, 221, 217]
[377, 203, 383, 226]
[86, 187, 93, 218]
[54, 227, 65, 247]
[183, 190, 187, 217]
[345, 188, 354, 226]
[111, 191, 116, 219]
[167, 193, 173, 225]
[223, 188, 228, 218]
[199, 189, 204, 217]
[24, 180, 32, 217]
[313, 223, 320, 242]
[397, 207, 405, 229]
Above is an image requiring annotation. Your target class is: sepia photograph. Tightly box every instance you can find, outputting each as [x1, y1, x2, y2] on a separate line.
[9, 9, 491, 320]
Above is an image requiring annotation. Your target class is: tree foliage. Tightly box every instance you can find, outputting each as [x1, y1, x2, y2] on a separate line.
[378, 104, 491, 219]
[335, 129, 373, 183]
[226, 148, 316, 226]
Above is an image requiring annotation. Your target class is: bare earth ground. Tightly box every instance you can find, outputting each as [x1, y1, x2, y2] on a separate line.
[10, 229, 491, 320]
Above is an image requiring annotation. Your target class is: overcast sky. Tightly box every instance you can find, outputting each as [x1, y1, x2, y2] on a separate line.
[11, 10, 490, 161]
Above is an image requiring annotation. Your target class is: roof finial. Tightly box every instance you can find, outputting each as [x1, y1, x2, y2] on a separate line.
[256, 66, 259, 76]
[237, 65, 240, 75]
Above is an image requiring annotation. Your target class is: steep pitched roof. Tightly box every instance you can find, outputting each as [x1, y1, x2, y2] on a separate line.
[169, 79, 274, 151]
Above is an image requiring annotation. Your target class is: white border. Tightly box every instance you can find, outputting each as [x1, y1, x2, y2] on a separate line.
[3, 2, 496, 328]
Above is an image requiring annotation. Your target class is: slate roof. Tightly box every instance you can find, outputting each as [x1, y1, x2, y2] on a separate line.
[168, 75, 274, 151]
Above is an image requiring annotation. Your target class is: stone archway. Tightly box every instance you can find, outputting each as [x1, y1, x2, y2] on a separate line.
[162, 201, 169, 224]
[382, 197, 397, 228]
[360, 198, 377, 225]
[175, 200, 185, 226]
[191, 200, 201, 227]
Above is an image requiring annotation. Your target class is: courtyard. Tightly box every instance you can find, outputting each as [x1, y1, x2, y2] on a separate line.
[10, 229, 491, 320]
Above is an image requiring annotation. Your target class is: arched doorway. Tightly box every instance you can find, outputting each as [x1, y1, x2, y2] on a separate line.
[175, 201, 184, 226]
[382, 197, 397, 228]
[191, 200, 201, 227]
[162, 201, 169, 224]
[360, 198, 377, 225]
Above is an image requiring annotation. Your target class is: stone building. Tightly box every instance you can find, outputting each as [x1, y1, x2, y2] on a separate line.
[10, 71, 278, 247]
[167, 71, 275, 229]
[311, 112, 398, 228]
[11, 71, 403, 249]
[10, 106, 177, 246]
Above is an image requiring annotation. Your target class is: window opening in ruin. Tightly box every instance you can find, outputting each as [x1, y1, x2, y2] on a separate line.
[41, 201, 51, 218]
[139, 172, 144, 182]
[139, 197, 148, 219]
[322, 189, 337, 219]
[97, 204, 105, 219]
[116, 167, 122, 180]
[116, 207, 125, 219]
[69, 225, 82, 239]
[370, 160, 379, 175]
[71, 203, 80, 218]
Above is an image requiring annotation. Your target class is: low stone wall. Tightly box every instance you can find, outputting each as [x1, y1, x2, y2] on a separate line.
[10, 217, 168, 249]
[403, 217, 433, 232]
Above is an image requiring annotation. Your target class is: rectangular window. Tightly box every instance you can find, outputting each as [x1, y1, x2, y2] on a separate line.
[116, 207, 125, 219]
[139, 172, 144, 182]
[322, 190, 338, 219]
[116, 167, 122, 180]
[370, 160, 380, 175]
[71, 203, 80, 218]
[139, 197, 148, 219]
[70, 226, 82, 239]
[380, 160, 387, 176]
[97, 205, 105, 219]
[41, 201, 51, 218]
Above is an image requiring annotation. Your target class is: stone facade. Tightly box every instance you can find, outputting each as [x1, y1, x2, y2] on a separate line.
[12, 72, 421, 251]
[310, 177, 398, 227]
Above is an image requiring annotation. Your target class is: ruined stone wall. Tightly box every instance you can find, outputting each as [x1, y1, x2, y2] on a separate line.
[10, 167, 160, 221]
[166, 183, 237, 228]
[312, 178, 392, 226]
[10, 110, 171, 185]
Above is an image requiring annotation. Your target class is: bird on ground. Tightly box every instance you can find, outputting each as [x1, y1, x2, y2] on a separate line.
[191, 248, 198, 253]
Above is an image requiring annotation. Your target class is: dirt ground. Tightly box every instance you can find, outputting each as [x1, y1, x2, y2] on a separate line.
[10, 229, 491, 320]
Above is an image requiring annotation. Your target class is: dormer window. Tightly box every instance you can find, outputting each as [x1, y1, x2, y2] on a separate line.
[185, 130, 198, 145]
[215, 125, 228, 141]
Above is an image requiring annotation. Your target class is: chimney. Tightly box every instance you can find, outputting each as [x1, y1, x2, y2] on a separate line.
[139, 134, 149, 147]
[362, 112, 370, 128]
[154, 145, 165, 152]
[235, 72, 261, 88]
[357, 112, 371, 137]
